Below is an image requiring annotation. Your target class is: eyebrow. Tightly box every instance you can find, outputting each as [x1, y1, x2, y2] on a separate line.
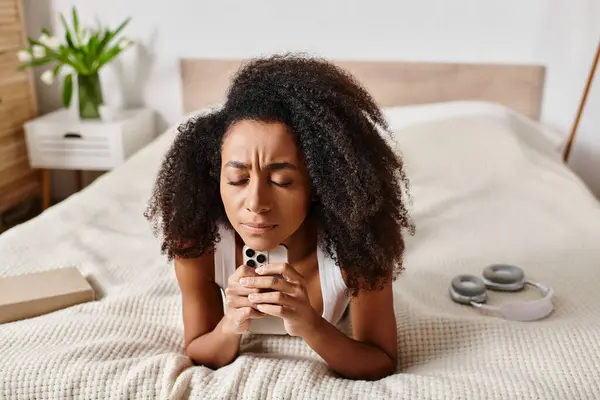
[225, 161, 297, 171]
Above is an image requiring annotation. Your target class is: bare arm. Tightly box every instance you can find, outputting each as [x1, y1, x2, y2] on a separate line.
[174, 253, 259, 369]
[244, 263, 398, 380]
[302, 281, 398, 380]
[174, 253, 240, 368]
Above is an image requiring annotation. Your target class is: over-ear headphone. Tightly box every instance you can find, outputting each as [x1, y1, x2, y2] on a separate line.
[449, 264, 554, 321]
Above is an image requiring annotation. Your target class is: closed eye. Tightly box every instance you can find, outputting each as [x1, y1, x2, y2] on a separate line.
[227, 179, 248, 186]
[271, 180, 292, 188]
[227, 179, 292, 187]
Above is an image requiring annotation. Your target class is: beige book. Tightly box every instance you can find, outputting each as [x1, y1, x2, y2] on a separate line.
[0, 267, 95, 324]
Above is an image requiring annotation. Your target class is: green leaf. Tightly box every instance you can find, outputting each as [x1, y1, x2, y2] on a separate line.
[55, 45, 75, 66]
[88, 35, 99, 59]
[95, 45, 122, 70]
[60, 13, 72, 39]
[111, 17, 131, 40]
[17, 56, 55, 69]
[72, 7, 80, 38]
[42, 28, 51, 36]
[95, 18, 130, 57]
[95, 29, 113, 57]
[65, 31, 76, 50]
[62, 74, 73, 108]
[58, 45, 86, 73]
[52, 63, 61, 77]
[81, 31, 99, 66]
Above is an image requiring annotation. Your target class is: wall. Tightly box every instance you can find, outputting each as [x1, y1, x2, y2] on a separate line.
[22, 0, 600, 198]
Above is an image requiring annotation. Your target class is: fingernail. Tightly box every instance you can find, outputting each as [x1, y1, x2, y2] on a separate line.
[255, 267, 264, 274]
[248, 294, 257, 301]
[240, 278, 248, 285]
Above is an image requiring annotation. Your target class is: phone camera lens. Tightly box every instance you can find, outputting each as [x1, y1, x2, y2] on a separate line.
[256, 254, 266, 263]
[246, 259, 256, 268]
[245, 249, 255, 257]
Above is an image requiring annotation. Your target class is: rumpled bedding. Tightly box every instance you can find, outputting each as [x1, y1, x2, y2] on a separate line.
[1, 106, 599, 399]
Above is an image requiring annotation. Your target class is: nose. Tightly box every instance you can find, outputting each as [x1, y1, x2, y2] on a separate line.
[244, 179, 271, 214]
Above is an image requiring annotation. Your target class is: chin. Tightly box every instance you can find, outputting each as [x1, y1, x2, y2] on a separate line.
[236, 226, 284, 251]
[241, 237, 280, 251]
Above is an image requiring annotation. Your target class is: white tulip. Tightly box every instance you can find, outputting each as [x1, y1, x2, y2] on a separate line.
[39, 33, 61, 51]
[47, 36, 61, 50]
[118, 38, 133, 50]
[40, 70, 54, 85]
[32, 45, 45, 59]
[39, 33, 50, 44]
[59, 65, 73, 77]
[17, 50, 32, 62]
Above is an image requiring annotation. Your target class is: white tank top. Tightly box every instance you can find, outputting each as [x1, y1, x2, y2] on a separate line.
[213, 225, 350, 326]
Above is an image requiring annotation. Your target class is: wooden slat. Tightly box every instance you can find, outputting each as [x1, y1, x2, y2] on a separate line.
[0, 48, 21, 70]
[0, 171, 40, 214]
[0, 2, 19, 25]
[0, 80, 36, 139]
[0, 0, 40, 214]
[0, 79, 31, 103]
[0, 1, 17, 10]
[0, 0, 17, 8]
[0, 134, 28, 170]
[0, 50, 29, 81]
[0, 157, 33, 189]
[0, 106, 35, 139]
[0, 4, 18, 25]
[0, 22, 22, 52]
[0, 108, 34, 138]
[0, 60, 28, 86]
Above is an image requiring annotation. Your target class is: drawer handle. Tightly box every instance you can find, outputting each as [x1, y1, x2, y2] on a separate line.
[63, 132, 82, 139]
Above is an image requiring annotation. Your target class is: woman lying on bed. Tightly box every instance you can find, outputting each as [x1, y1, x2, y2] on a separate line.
[145, 54, 414, 381]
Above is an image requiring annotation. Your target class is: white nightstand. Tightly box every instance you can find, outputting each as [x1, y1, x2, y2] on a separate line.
[23, 108, 156, 209]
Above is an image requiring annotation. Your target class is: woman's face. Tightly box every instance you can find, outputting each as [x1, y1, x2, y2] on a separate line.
[220, 120, 312, 251]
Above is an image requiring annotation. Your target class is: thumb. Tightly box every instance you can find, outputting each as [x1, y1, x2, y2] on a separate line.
[232, 264, 258, 282]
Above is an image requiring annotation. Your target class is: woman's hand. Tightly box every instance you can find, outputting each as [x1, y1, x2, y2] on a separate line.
[240, 263, 322, 337]
[221, 265, 265, 335]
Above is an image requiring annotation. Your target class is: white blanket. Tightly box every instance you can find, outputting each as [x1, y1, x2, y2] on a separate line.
[1, 104, 600, 399]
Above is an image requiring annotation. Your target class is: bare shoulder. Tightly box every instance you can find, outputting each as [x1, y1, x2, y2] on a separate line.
[174, 249, 216, 289]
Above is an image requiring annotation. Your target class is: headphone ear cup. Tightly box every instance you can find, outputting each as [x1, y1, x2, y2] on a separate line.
[482, 264, 525, 291]
[450, 275, 487, 304]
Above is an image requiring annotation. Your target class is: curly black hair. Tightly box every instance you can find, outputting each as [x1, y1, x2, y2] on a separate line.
[145, 53, 414, 295]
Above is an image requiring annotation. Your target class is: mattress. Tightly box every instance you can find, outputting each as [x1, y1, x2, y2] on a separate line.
[1, 101, 599, 399]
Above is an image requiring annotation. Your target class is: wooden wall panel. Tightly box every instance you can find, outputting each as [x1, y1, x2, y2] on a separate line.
[0, 0, 40, 215]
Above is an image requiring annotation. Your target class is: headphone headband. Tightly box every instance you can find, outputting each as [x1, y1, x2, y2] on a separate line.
[449, 265, 554, 321]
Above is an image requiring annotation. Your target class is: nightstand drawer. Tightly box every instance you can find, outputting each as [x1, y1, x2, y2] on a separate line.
[23, 108, 156, 172]
[24, 123, 122, 170]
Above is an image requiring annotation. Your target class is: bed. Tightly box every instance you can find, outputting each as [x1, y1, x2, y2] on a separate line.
[1, 57, 599, 400]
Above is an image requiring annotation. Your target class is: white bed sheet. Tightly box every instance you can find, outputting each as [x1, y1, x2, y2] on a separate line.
[1, 101, 599, 399]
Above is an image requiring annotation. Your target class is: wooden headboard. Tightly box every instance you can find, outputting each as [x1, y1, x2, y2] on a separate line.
[180, 58, 545, 120]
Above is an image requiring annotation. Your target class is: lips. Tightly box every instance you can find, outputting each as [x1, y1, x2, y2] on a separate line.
[243, 222, 275, 228]
[240, 223, 277, 234]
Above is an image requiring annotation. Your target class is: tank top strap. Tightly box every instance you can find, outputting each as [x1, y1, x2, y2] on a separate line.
[318, 246, 350, 325]
[214, 223, 237, 289]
